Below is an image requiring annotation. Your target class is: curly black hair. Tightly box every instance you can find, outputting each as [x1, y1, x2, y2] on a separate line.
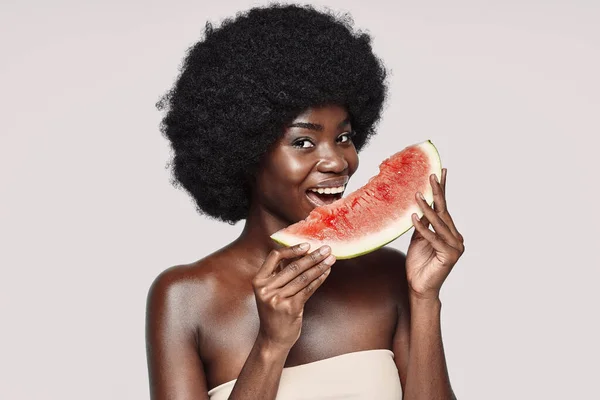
[158, 3, 387, 223]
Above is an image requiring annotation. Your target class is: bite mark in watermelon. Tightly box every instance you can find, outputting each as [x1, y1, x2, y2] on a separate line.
[270, 140, 442, 259]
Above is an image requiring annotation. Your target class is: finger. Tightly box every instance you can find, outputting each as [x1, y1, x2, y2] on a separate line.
[416, 191, 461, 249]
[293, 262, 334, 302]
[411, 213, 457, 255]
[279, 254, 336, 298]
[441, 168, 447, 192]
[270, 245, 332, 288]
[255, 243, 310, 279]
[298, 267, 332, 302]
[411, 213, 430, 240]
[418, 214, 430, 229]
[430, 172, 462, 242]
[430, 173, 447, 214]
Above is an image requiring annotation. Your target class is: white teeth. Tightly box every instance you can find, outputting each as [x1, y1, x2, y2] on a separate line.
[309, 186, 345, 195]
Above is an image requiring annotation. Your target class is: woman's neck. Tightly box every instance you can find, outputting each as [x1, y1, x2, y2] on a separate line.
[233, 202, 292, 267]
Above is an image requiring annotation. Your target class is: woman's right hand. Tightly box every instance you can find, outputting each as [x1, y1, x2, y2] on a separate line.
[252, 243, 335, 351]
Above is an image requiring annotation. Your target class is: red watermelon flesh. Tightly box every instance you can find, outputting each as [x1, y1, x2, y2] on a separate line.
[270, 140, 442, 259]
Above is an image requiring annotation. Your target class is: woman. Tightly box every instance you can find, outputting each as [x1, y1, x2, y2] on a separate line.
[146, 4, 464, 399]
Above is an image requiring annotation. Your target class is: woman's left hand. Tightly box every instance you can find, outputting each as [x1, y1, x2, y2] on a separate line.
[405, 168, 465, 300]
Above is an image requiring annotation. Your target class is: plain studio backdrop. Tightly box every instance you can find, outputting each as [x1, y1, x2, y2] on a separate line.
[1, 0, 598, 399]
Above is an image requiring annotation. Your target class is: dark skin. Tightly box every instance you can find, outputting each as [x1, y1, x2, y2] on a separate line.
[146, 105, 464, 399]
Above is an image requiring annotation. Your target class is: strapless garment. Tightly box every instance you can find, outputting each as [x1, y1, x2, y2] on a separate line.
[207, 349, 402, 399]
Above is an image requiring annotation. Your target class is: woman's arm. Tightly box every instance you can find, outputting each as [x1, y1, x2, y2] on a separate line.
[391, 254, 456, 400]
[228, 245, 334, 399]
[394, 293, 456, 400]
[146, 245, 334, 400]
[145, 265, 291, 400]
[145, 267, 209, 400]
[226, 335, 289, 399]
[394, 169, 463, 399]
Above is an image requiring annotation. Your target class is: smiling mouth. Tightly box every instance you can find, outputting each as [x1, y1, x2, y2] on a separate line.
[305, 186, 346, 207]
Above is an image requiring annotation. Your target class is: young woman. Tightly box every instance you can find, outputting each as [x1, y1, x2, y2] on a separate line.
[146, 4, 464, 399]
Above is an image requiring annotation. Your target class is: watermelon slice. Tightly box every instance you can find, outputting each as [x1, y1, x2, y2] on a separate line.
[270, 140, 442, 259]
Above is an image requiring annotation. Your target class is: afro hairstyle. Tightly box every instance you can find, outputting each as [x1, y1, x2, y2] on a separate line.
[157, 3, 388, 223]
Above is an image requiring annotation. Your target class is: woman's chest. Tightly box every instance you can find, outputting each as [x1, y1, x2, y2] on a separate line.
[199, 275, 399, 389]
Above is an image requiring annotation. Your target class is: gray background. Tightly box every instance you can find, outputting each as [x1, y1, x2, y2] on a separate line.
[1, 0, 598, 399]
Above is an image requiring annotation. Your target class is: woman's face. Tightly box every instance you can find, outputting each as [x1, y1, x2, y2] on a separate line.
[253, 104, 359, 225]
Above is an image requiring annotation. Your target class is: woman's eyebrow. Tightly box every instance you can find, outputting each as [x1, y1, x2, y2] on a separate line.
[287, 117, 351, 131]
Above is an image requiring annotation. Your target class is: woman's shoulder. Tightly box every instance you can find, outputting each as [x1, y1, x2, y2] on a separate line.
[369, 246, 406, 265]
[357, 247, 407, 280]
[146, 248, 241, 321]
[343, 247, 408, 303]
[148, 252, 221, 293]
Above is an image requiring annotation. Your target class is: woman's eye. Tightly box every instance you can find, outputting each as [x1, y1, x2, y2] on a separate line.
[293, 139, 314, 148]
[337, 131, 356, 144]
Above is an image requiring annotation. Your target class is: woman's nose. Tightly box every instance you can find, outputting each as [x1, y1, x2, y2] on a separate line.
[316, 146, 348, 173]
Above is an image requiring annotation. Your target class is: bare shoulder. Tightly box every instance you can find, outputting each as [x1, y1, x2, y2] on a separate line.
[371, 246, 406, 267]
[360, 247, 407, 281]
[146, 250, 233, 323]
[147, 257, 212, 301]
[351, 247, 408, 304]
[145, 251, 236, 398]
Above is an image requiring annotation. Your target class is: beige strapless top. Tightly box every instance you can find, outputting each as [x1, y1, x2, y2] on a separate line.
[207, 349, 402, 399]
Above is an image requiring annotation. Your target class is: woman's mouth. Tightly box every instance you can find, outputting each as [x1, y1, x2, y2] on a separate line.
[306, 185, 345, 207]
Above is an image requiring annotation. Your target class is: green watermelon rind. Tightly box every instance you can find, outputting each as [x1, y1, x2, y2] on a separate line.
[270, 140, 442, 259]
[270, 205, 427, 260]
[271, 219, 422, 260]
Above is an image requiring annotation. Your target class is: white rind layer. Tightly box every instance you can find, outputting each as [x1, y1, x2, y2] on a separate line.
[271, 141, 442, 259]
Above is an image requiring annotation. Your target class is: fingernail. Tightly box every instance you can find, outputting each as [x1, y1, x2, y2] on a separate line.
[324, 254, 336, 265]
[320, 246, 331, 255]
[299, 243, 309, 251]
[418, 192, 425, 200]
[434, 174, 439, 183]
